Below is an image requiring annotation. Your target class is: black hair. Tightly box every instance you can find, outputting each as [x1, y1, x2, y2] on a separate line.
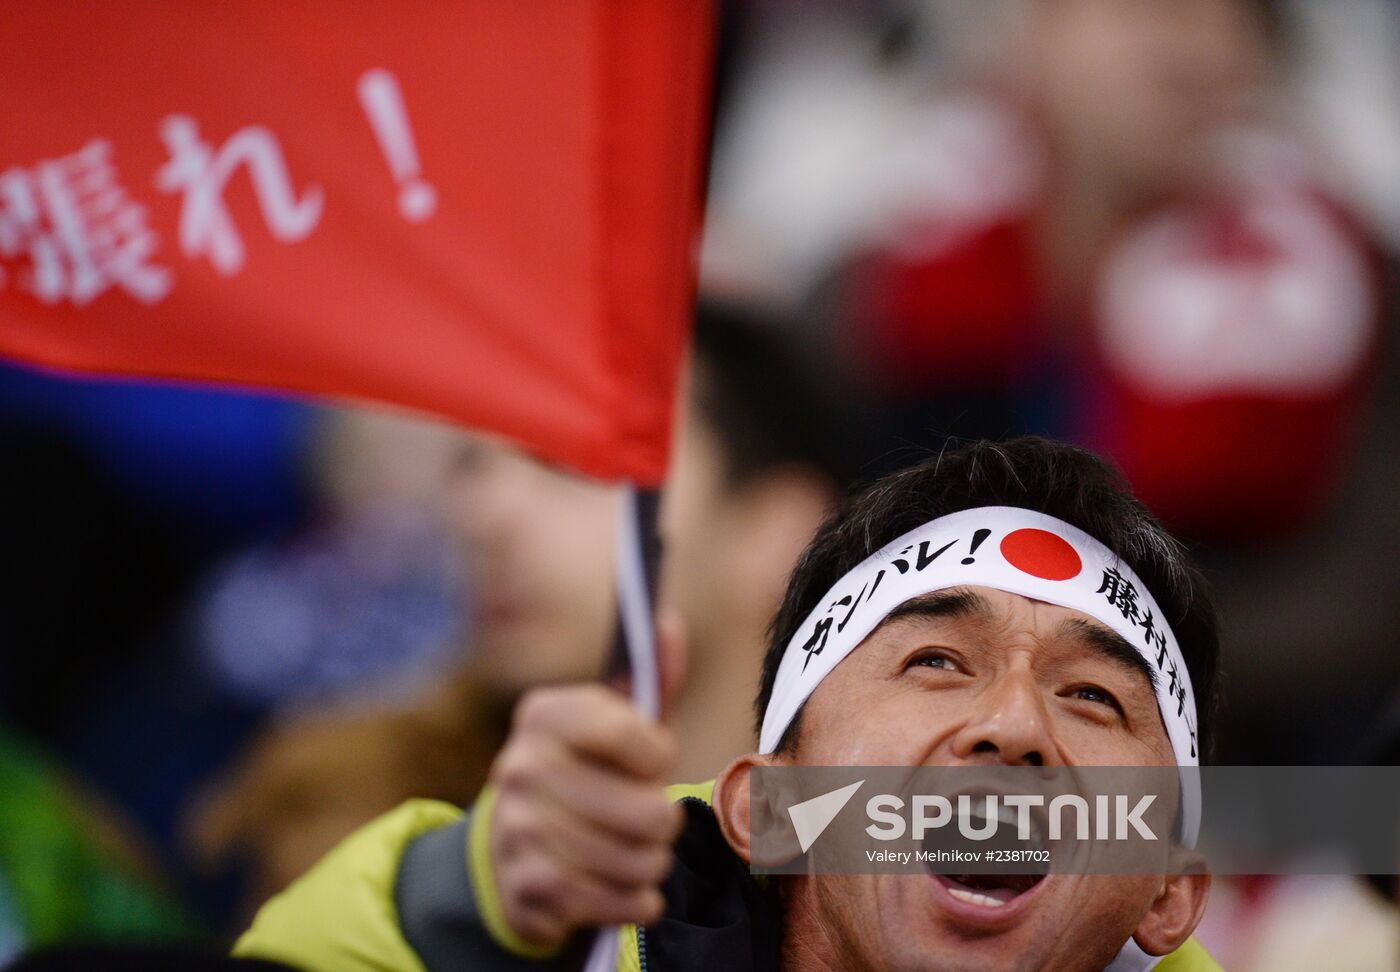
[692, 300, 860, 490]
[754, 437, 1222, 761]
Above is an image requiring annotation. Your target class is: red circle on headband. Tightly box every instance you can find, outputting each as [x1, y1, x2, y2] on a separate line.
[1000, 529, 1082, 581]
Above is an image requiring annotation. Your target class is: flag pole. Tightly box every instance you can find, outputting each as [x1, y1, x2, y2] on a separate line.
[605, 484, 664, 717]
[585, 483, 664, 972]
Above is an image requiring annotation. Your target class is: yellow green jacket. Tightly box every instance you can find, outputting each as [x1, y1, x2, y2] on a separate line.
[234, 782, 1221, 972]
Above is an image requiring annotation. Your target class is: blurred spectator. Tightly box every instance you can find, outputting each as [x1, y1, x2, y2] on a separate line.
[661, 302, 858, 778]
[187, 304, 860, 915]
[707, 0, 1384, 546]
[188, 408, 471, 712]
[184, 433, 607, 916]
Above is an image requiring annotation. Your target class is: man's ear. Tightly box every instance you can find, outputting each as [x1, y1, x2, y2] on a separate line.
[713, 753, 761, 863]
[1132, 870, 1211, 956]
[713, 751, 805, 868]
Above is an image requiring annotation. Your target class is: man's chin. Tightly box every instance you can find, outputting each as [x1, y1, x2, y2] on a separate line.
[879, 874, 1113, 972]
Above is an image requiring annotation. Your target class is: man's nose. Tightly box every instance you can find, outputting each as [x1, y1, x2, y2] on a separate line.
[949, 669, 1056, 767]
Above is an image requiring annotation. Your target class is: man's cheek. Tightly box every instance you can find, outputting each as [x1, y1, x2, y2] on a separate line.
[807, 714, 915, 765]
[1059, 875, 1158, 958]
[810, 689, 954, 764]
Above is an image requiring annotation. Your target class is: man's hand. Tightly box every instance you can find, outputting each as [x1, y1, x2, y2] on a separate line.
[487, 684, 684, 951]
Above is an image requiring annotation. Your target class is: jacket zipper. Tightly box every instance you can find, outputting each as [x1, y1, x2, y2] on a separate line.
[636, 923, 650, 972]
[636, 796, 711, 972]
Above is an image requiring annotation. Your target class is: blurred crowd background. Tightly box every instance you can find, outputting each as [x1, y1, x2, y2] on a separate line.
[5, 1, 1400, 968]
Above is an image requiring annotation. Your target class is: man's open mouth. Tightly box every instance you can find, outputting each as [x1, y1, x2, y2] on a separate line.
[933, 872, 1045, 909]
[920, 796, 1050, 909]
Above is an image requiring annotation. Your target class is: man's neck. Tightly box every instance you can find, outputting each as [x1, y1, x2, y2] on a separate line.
[778, 879, 855, 972]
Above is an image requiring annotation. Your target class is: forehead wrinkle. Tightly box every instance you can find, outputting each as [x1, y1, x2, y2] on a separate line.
[1054, 616, 1159, 695]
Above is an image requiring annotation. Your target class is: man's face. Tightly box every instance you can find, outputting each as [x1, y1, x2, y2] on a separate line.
[782, 586, 1177, 972]
[447, 440, 618, 698]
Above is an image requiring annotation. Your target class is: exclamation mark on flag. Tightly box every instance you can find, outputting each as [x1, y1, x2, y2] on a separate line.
[357, 68, 438, 222]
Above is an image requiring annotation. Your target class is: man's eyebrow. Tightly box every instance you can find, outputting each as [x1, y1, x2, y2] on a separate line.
[874, 591, 1160, 695]
[876, 588, 993, 631]
[1058, 617, 1159, 694]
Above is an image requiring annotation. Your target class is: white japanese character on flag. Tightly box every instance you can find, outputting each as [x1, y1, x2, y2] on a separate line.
[0, 140, 172, 306]
[156, 115, 323, 276]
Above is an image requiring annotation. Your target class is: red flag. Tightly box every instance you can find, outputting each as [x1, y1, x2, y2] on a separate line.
[0, 2, 713, 486]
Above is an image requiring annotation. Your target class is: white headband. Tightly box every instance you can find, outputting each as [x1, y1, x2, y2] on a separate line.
[759, 505, 1200, 847]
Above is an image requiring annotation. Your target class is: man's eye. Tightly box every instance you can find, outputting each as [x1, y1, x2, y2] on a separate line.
[1069, 685, 1121, 710]
[910, 653, 957, 671]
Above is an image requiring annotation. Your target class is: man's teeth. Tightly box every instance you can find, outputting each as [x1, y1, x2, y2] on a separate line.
[962, 801, 1024, 827]
[946, 885, 1007, 909]
[963, 800, 1047, 851]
